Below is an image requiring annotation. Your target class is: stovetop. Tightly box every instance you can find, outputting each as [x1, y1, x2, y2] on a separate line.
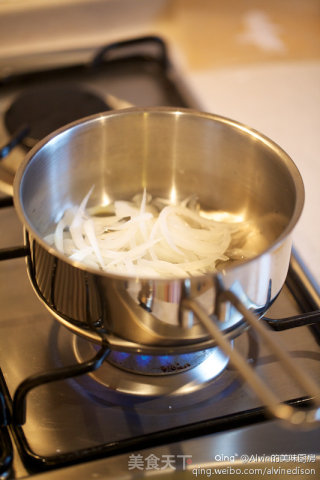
[0, 36, 320, 479]
[0, 36, 195, 196]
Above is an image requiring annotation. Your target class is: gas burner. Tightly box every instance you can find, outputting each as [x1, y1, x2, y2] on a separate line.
[4, 84, 109, 148]
[107, 348, 217, 376]
[73, 335, 232, 398]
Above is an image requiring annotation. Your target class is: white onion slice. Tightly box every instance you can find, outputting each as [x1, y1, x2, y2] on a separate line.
[45, 187, 253, 278]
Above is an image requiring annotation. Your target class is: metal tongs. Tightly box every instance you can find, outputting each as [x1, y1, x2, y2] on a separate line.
[182, 289, 320, 428]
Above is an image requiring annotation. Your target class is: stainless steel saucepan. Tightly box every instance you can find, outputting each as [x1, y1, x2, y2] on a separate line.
[13, 107, 320, 427]
[13, 107, 304, 350]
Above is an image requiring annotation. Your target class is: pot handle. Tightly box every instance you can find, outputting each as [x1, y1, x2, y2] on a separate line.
[182, 290, 320, 428]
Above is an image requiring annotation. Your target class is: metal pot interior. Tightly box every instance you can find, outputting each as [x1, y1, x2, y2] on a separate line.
[15, 108, 302, 247]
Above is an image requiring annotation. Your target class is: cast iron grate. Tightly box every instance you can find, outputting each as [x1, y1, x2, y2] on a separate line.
[0, 376, 13, 477]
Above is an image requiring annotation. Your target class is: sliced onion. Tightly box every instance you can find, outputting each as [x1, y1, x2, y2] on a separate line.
[45, 187, 253, 278]
[69, 186, 94, 250]
[83, 218, 104, 268]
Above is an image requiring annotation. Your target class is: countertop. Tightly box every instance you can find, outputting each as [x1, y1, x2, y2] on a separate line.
[0, 0, 319, 286]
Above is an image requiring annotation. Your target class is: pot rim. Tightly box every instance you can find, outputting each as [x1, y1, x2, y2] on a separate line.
[13, 106, 305, 283]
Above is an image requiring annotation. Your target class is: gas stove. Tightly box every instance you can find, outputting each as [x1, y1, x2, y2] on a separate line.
[0, 36, 320, 479]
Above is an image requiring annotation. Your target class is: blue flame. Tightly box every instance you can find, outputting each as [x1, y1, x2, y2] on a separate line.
[109, 351, 198, 372]
[135, 354, 152, 368]
[158, 355, 170, 364]
[111, 351, 130, 363]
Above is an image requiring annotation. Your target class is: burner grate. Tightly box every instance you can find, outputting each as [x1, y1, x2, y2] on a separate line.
[0, 373, 13, 477]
